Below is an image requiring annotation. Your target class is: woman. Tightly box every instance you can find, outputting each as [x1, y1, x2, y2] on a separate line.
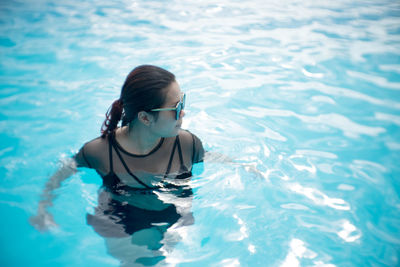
[30, 65, 205, 265]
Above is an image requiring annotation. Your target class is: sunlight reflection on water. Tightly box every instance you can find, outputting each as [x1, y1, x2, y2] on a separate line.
[0, 0, 399, 266]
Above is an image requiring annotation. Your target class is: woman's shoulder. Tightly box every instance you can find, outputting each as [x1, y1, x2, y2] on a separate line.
[177, 129, 205, 163]
[84, 135, 109, 151]
[177, 129, 199, 143]
[74, 135, 110, 169]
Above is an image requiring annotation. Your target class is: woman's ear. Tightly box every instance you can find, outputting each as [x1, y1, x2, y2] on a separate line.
[137, 111, 154, 126]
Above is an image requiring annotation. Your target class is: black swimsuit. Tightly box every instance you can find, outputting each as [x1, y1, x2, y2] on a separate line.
[102, 132, 192, 191]
[86, 133, 194, 238]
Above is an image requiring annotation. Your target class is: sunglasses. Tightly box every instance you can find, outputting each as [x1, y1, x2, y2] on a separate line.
[150, 93, 186, 120]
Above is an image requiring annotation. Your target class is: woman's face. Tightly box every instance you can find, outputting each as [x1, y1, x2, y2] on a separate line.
[150, 81, 185, 137]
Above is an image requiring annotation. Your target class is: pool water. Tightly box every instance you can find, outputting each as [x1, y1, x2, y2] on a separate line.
[1, 0, 400, 266]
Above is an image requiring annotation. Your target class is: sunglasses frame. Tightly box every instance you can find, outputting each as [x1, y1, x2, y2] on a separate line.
[150, 93, 186, 120]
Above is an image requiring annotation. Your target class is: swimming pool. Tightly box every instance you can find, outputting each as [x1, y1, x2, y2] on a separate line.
[1, 0, 399, 266]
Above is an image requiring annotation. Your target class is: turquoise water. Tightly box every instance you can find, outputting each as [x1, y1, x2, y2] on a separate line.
[1, 0, 400, 266]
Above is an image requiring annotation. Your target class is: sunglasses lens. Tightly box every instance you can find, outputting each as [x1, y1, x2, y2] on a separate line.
[176, 106, 180, 120]
[176, 94, 185, 120]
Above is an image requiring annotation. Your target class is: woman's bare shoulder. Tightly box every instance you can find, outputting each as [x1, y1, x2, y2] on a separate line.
[83, 136, 109, 153]
[75, 135, 109, 170]
[177, 129, 199, 146]
[178, 129, 205, 163]
[178, 128, 192, 139]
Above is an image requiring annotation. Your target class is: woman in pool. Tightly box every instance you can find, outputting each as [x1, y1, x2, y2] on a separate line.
[30, 65, 205, 265]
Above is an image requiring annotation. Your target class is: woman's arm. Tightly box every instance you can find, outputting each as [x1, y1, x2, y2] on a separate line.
[203, 151, 233, 163]
[203, 151, 263, 177]
[29, 157, 78, 232]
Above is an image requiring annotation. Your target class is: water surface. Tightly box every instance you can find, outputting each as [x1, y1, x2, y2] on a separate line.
[0, 0, 399, 266]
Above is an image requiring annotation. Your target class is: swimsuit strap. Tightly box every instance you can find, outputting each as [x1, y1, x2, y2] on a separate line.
[164, 136, 178, 178]
[110, 134, 152, 189]
[176, 135, 186, 169]
[108, 134, 114, 173]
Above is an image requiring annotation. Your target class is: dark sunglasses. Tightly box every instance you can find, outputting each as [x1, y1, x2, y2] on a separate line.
[150, 93, 186, 120]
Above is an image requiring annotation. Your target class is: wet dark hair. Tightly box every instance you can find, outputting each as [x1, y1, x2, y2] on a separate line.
[101, 65, 176, 138]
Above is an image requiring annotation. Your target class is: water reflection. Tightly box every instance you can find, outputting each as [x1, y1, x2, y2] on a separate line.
[349, 159, 387, 184]
[347, 70, 400, 90]
[233, 107, 386, 138]
[288, 183, 350, 210]
[280, 239, 325, 267]
[1, 0, 400, 265]
[225, 214, 248, 241]
[337, 220, 361, 242]
[87, 183, 193, 266]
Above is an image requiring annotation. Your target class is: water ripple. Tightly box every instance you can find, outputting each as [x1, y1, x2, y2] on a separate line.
[233, 107, 386, 138]
[288, 183, 350, 211]
[280, 81, 400, 109]
[1, 0, 399, 266]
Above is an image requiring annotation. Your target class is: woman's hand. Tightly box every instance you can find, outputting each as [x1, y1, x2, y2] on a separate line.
[29, 203, 58, 232]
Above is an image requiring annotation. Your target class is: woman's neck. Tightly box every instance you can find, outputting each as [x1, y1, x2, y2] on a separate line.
[116, 122, 161, 155]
